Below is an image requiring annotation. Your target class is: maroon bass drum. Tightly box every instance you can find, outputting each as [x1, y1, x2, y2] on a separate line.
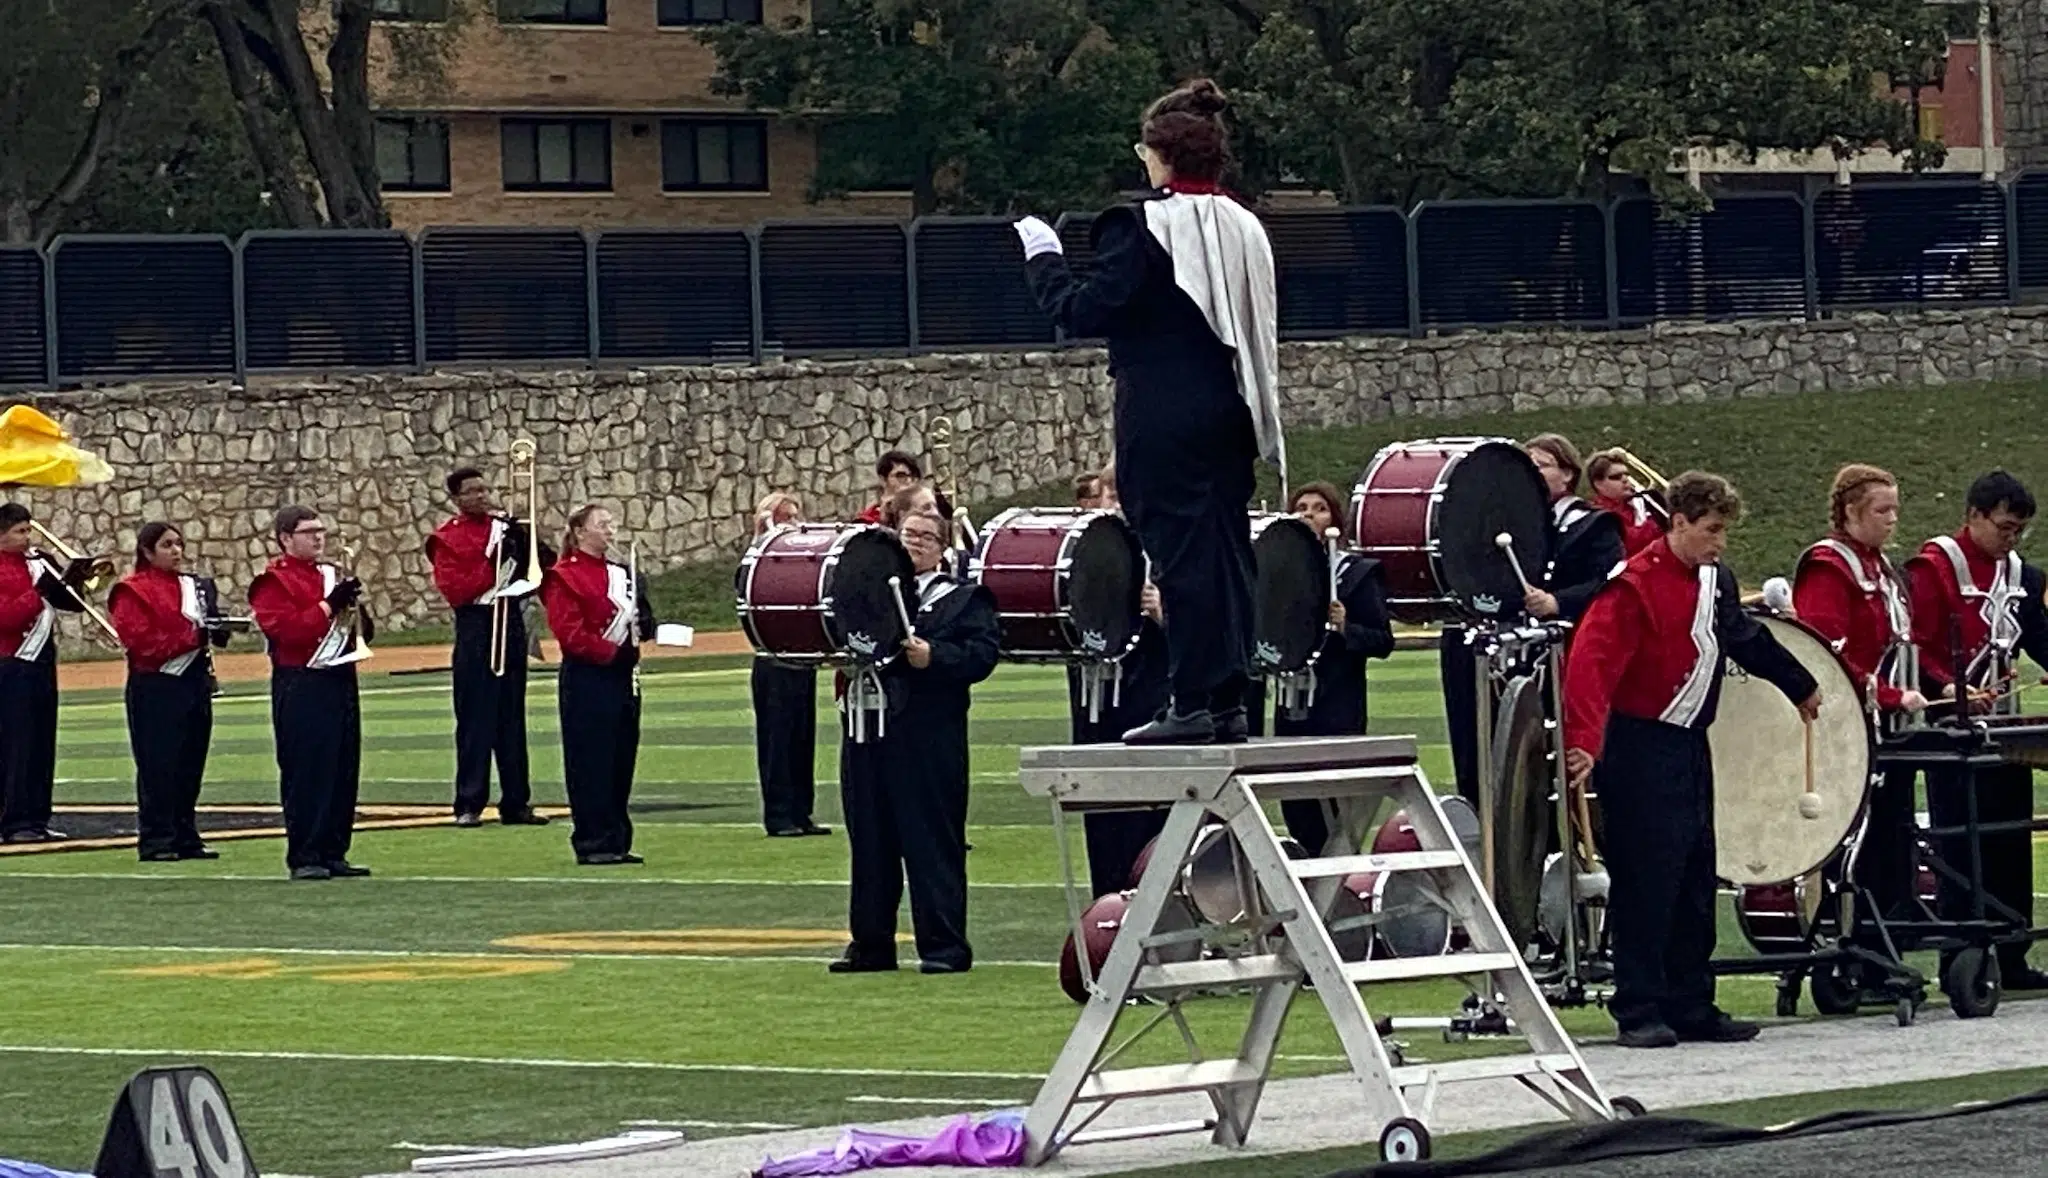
[736, 523, 916, 665]
[972, 507, 1144, 662]
[1351, 438, 1549, 625]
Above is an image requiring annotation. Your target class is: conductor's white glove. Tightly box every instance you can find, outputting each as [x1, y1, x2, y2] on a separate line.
[1014, 216, 1063, 260]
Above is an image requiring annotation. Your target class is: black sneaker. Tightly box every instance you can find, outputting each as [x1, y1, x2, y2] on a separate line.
[1615, 1023, 1679, 1048]
[1673, 1014, 1760, 1043]
[454, 812, 483, 828]
[1123, 709, 1216, 745]
[291, 865, 331, 881]
[500, 809, 551, 826]
[178, 846, 221, 860]
[829, 948, 898, 974]
[326, 862, 372, 878]
[139, 850, 181, 863]
[577, 852, 644, 866]
[919, 959, 972, 975]
[799, 822, 832, 836]
[767, 827, 808, 838]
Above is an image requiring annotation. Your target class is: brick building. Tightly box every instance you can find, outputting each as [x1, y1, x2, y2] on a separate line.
[363, 0, 909, 230]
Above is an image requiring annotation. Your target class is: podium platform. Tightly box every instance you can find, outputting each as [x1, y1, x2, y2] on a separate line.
[1019, 736, 1623, 1165]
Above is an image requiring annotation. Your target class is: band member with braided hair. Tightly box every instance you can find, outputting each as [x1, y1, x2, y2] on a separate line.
[1565, 472, 1819, 1047]
[1904, 470, 2048, 990]
[250, 505, 373, 881]
[1021, 78, 1279, 745]
[0, 503, 88, 844]
[750, 491, 827, 838]
[1791, 465, 1928, 921]
[109, 522, 226, 862]
[543, 504, 656, 866]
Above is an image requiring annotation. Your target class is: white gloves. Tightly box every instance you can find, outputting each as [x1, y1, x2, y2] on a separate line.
[1014, 215, 1063, 260]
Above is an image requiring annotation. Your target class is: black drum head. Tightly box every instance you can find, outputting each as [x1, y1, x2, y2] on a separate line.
[1253, 515, 1331, 675]
[1435, 442, 1549, 621]
[826, 528, 917, 664]
[1066, 514, 1144, 660]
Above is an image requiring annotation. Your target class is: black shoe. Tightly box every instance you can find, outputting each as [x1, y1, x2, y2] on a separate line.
[177, 846, 220, 860]
[767, 827, 808, 838]
[919, 959, 972, 975]
[829, 948, 898, 974]
[1672, 1014, 1760, 1043]
[799, 822, 832, 836]
[454, 812, 483, 828]
[1213, 707, 1249, 744]
[0, 831, 39, 844]
[291, 865, 331, 881]
[2003, 965, 2048, 992]
[139, 850, 181, 863]
[500, 809, 551, 826]
[577, 852, 644, 866]
[326, 862, 372, 878]
[1123, 709, 1216, 745]
[1615, 1023, 1679, 1048]
[39, 828, 66, 841]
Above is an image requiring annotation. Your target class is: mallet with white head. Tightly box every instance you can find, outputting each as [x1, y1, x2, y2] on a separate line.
[1495, 532, 1533, 590]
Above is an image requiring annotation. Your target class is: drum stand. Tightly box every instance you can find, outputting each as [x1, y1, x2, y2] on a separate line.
[1022, 737, 1624, 1166]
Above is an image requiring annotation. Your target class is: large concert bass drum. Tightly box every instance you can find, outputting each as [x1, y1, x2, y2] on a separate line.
[1708, 611, 1875, 887]
[972, 507, 1144, 663]
[736, 522, 916, 666]
[1350, 438, 1549, 625]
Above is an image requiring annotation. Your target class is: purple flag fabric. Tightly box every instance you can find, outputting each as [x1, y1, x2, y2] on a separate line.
[753, 1111, 1026, 1176]
[0, 1162, 91, 1178]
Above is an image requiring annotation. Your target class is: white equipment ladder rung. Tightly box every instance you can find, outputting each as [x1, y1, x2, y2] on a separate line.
[1017, 736, 1617, 1168]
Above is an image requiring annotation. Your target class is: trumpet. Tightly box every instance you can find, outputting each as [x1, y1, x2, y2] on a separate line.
[27, 520, 119, 642]
[1600, 447, 1672, 526]
[491, 436, 543, 679]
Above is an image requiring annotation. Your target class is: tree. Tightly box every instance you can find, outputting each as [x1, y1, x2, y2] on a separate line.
[0, 0, 198, 244]
[700, 0, 1165, 216]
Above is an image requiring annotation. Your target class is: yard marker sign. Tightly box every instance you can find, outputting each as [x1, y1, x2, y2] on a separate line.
[94, 1067, 255, 1178]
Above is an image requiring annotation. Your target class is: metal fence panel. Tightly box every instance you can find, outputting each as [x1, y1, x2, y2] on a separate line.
[595, 229, 754, 361]
[421, 228, 590, 364]
[1267, 208, 1409, 337]
[1613, 195, 1808, 323]
[51, 237, 235, 381]
[242, 231, 415, 370]
[0, 249, 46, 387]
[1814, 183, 2008, 309]
[2014, 173, 2048, 291]
[1414, 202, 1609, 328]
[758, 221, 910, 354]
[912, 219, 1054, 349]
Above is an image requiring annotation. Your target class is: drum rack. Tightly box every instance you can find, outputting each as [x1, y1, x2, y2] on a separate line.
[1019, 736, 1626, 1166]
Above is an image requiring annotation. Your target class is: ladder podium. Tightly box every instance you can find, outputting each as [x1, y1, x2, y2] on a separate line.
[1019, 736, 1621, 1165]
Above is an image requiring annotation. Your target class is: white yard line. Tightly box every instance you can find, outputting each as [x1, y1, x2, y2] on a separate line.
[0, 1044, 1044, 1082]
[843, 1096, 1019, 1108]
[0, 941, 1058, 968]
[0, 870, 1065, 889]
[620, 1120, 796, 1132]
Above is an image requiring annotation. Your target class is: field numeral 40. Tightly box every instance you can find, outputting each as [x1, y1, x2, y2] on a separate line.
[146, 1072, 250, 1178]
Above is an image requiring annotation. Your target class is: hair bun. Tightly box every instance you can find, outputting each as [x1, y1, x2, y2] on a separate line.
[1185, 78, 1228, 116]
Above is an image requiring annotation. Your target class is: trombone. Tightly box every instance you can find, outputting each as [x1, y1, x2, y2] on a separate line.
[928, 414, 978, 554]
[27, 520, 119, 642]
[491, 437, 543, 678]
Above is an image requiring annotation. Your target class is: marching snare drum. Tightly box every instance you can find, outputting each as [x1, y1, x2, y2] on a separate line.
[1251, 512, 1333, 678]
[1351, 438, 1550, 625]
[737, 523, 916, 665]
[1709, 612, 1875, 887]
[973, 508, 1144, 662]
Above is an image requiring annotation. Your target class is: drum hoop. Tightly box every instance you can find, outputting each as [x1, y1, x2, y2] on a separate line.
[1352, 437, 1518, 621]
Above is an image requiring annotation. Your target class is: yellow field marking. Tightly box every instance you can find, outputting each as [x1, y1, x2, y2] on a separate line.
[493, 928, 909, 954]
[108, 956, 569, 983]
[0, 805, 573, 855]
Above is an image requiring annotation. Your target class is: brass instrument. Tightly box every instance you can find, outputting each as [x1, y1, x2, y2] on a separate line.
[329, 542, 373, 663]
[927, 413, 977, 552]
[26, 520, 119, 642]
[628, 538, 643, 698]
[491, 436, 543, 679]
[1601, 447, 1671, 526]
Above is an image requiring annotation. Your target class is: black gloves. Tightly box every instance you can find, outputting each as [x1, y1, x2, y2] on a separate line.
[61, 557, 94, 589]
[325, 578, 363, 611]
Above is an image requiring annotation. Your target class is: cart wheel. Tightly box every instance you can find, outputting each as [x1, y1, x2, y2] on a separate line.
[1774, 982, 1799, 1019]
[1611, 1095, 1647, 1119]
[1379, 1117, 1432, 1163]
[1895, 998, 1916, 1027]
[1944, 948, 2001, 1019]
[1810, 964, 1860, 1016]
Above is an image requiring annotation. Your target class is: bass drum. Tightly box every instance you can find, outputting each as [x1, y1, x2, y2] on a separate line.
[1358, 807, 1454, 958]
[1351, 438, 1549, 625]
[1057, 890, 1203, 1003]
[1250, 513, 1332, 677]
[973, 508, 1144, 663]
[737, 523, 915, 665]
[1709, 613, 1874, 887]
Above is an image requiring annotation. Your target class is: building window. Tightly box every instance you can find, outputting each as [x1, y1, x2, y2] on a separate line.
[372, 0, 448, 19]
[658, 0, 762, 24]
[502, 118, 612, 191]
[497, 0, 605, 24]
[376, 117, 451, 192]
[662, 119, 768, 191]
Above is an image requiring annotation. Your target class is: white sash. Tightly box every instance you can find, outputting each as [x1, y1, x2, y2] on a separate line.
[15, 556, 57, 662]
[1930, 535, 2024, 658]
[1659, 565, 1720, 727]
[600, 562, 634, 646]
[160, 574, 207, 677]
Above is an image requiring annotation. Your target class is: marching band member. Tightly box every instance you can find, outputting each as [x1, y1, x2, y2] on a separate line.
[1068, 464, 1171, 895]
[108, 522, 224, 861]
[0, 503, 87, 844]
[1564, 472, 1820, 1047]
[542, 504, 655, 866]
[833, 503, 1000, 975]
[750, 492, 828, 839]
[1270, 481, 1396, 852]
[250, 505, 372, 881]
[1021, 78, 1279, 746]
[1905, 471, 2048, 989]
[1588, 451, 1666, 557]
[427, 466, 552, 828]
[856, 451, 924, 524]
[1441, 435, 1622, 804]
[1790, 465, 1927, 920]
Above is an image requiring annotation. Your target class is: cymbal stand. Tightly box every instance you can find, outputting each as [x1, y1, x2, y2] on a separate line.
[1539, 634, 1598, 1007]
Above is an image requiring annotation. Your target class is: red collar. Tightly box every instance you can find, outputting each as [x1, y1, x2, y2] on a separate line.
[1163, 178, 1234, 199]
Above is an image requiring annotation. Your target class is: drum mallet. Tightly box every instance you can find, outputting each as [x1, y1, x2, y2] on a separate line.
[887, 575, 917, 646]
[1799, 713, 1822, 820]
[1494, 532, 1534, 591]
[1324, 527, 1343, 632]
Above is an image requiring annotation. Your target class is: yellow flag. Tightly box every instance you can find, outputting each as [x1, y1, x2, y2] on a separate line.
[0, 405, 114, 488]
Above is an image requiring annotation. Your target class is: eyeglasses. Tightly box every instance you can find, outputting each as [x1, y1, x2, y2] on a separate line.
[292, 526, 327, 537]
[901, 528, 943, 545]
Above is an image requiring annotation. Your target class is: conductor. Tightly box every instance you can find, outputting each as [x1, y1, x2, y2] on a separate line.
[1018, 78, 1282, 745]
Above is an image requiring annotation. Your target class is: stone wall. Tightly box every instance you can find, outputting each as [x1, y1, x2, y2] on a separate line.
[18, 303, 2048, 638]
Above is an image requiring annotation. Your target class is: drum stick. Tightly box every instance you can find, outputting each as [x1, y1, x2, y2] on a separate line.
[1324, 527, 1342, 632]
[1798, 714, 1822, 820]
[887, 575, 917, 644]
[1494, 532, 1533, 590]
